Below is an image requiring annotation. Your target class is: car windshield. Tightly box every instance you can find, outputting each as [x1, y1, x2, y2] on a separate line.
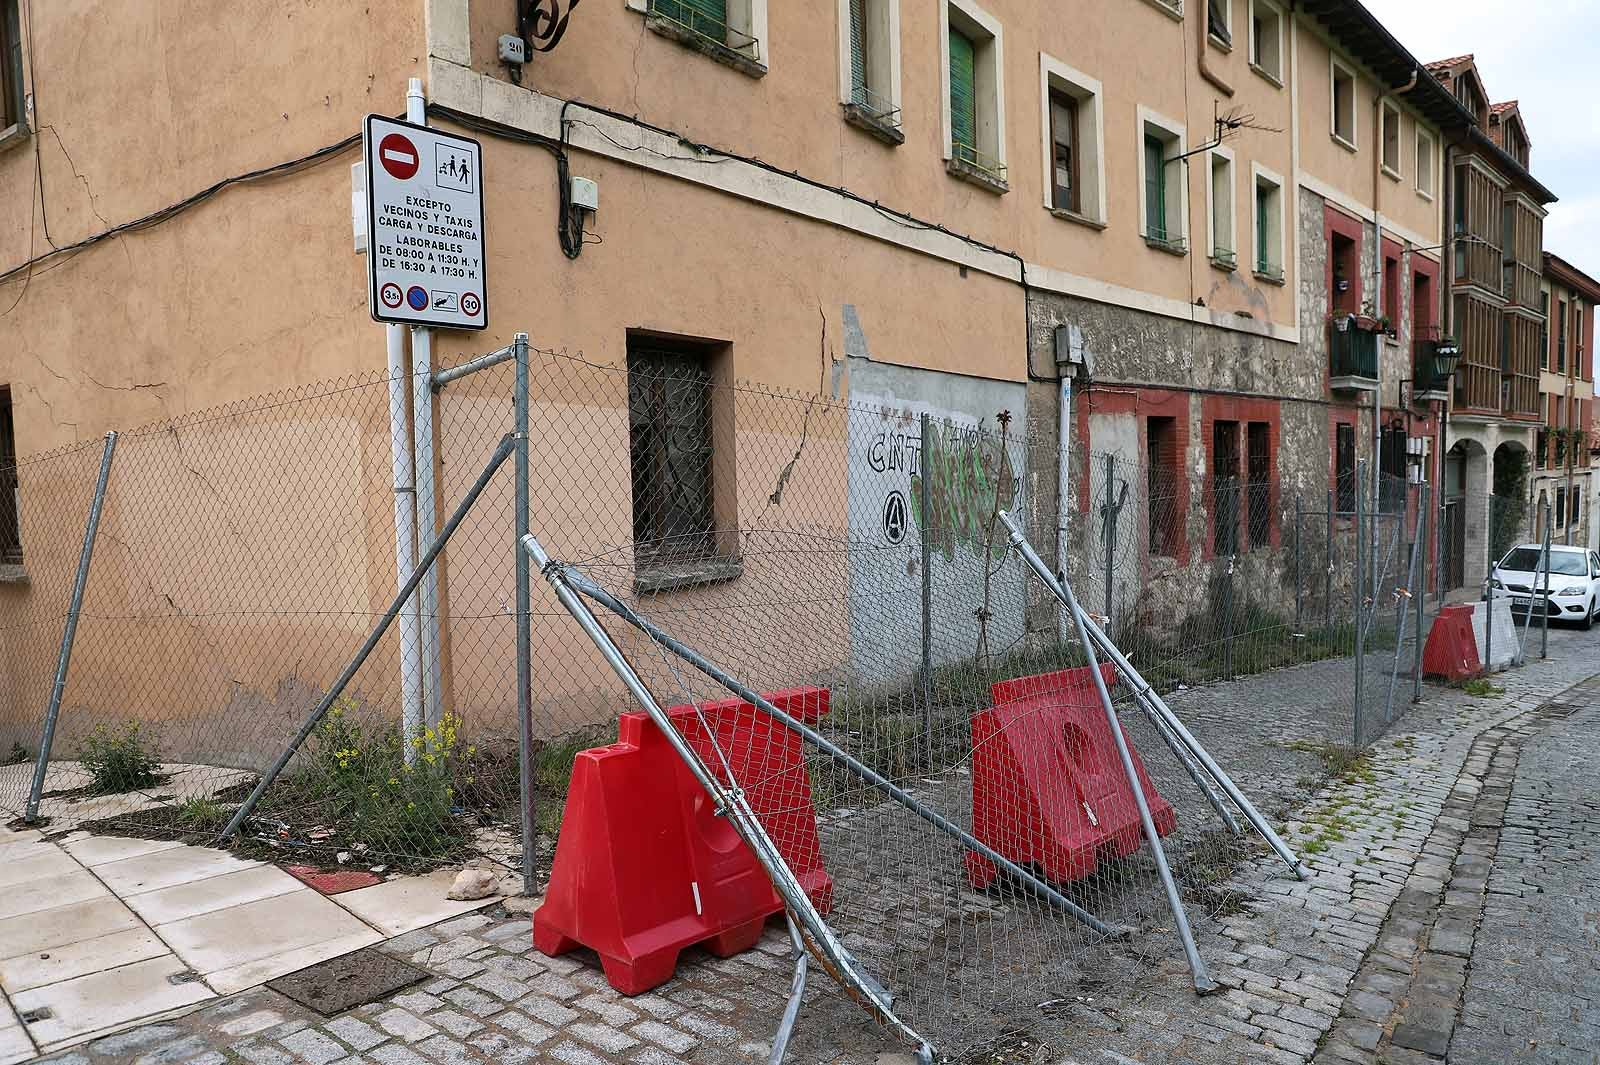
[1499, 548, 1588, 576]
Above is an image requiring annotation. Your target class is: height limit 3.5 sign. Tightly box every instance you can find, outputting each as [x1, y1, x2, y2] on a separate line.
[364, 115, 487, 330]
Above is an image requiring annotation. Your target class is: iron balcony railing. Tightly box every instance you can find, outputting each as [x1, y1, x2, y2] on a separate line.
[647, 0, 761, 61]
[1330, 317, 1380, 380]
[951, 139, 1008, 184]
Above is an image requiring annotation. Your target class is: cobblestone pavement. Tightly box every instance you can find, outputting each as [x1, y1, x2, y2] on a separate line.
[26, 629, 1600, 1065]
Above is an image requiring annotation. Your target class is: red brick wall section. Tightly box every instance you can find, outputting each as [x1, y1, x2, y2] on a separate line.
[1076, 386, 1192, 567]
[1325, 206, 1367, 319]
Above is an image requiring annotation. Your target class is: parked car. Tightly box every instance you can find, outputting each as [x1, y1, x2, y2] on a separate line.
[1490, 543, 1600, 630]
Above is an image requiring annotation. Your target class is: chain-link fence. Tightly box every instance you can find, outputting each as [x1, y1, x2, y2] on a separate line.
[0, 343, 1538, 1058]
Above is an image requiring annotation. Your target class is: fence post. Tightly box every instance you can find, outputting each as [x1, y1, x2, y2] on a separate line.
[919, 413, 934, 769]
[513, 333, 535, 897]
[1102, 454, 1116, 626]
[1294, 494, 1303, 631]
[1484, 498, 1495, 674]
[1352, 460, 1366, 749]
[27, 432, 118, 824]
[1541, 499, 1552, 660]
[1222, 556, 1235, 681]
[1413, 484, 1428, 704]
[1325, 488, 1335, 629]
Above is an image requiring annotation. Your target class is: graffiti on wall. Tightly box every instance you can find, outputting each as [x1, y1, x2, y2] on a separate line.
[911, 420, 1018, 560]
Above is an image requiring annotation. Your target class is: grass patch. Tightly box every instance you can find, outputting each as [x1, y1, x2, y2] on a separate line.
[1458, 679, 1505, 698]
[3, 742, 28, 767]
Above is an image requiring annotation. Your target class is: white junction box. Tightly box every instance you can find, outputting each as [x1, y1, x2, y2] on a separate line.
[571, 175, 599, 212]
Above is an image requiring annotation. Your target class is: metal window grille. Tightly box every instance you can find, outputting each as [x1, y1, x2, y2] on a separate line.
[628, 343, 716, 565]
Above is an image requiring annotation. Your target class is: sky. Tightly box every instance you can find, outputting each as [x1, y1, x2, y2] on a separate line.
[1361, 0, 1600, 280]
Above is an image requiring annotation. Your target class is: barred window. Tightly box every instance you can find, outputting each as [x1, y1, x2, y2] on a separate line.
[0, 387, 19, 564]
[628, 340, 716, 565]
[1335, 422, 1356, 514]
[1246, 421, 1271, 549]
[1212, 419, 1240, 557]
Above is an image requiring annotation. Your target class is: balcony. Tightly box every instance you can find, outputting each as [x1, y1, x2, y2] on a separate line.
[1329, 314, 1380, 392]
[1411, 325, 1456, 403]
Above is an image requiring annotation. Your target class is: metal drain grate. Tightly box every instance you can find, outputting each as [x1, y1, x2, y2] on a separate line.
[1538, 701, 1585, 719]
[267, 948, 427, 1016]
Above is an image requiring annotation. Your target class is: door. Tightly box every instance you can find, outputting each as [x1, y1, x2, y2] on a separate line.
[1444, 500, 1466, 592]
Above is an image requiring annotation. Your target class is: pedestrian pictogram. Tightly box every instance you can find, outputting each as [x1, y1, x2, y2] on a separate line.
[377, 133, 420, 180]
[364, 115, 487, 330]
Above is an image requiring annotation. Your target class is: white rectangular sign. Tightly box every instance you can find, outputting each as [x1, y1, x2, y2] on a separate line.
[364, 115, 488, 330]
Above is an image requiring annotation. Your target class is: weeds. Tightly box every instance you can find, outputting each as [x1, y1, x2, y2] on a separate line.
[3, 742, 27, 767]
[78, 722, 163, 794]
[174, 797, 228, 832]
[1459, 679, 1504, 698]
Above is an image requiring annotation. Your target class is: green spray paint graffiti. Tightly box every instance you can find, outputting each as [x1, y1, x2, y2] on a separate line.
[909, 421, 1018, 560]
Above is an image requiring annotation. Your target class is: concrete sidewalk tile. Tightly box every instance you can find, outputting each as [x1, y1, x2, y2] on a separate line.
[96, 845, 261, 897]
[62, 834, 185, 868]
[9, 954, 214, 1046]
[158, 889, 376, 984]
[0, 868, 110, 922]
[125, 865, 303, 925]
[0, 927, 170, 994]
[0, 1023, 31, 1065]
[0, 848, 79, 889]
[331, 872, 493, 937]
[0, 839, 57, 864]
[205, 930, 383, 996]
[0, 895, 143, 961]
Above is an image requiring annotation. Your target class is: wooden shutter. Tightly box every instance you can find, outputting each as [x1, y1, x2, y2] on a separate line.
[849, 0, 868, 106]
[1144, 135, 1166, 240]
[1050, 93, 1078, 212]
[949, 28, 977, 159]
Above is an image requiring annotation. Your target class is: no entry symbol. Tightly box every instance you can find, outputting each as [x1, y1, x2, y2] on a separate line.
[378, 133, 420, 180]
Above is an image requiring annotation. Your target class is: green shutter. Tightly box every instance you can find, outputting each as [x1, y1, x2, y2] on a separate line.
[1256, 185, 1270, 269]
[949, 28, 977, 162]
[653, 0, 726, 37]
[1145, 135, 1166, 241]
[849, 0, 868, 106]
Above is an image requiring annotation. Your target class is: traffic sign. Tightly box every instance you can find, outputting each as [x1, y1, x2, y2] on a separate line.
[364, 115, 487, 330]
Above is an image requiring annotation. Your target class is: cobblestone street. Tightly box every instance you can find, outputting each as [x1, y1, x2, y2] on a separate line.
[26, 629, 1600, 1065]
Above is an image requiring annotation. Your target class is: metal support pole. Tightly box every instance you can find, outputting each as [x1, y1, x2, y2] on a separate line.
[430, 344, 516, 391]
[919, 414, 934, 770]
[1138, 699, 1240, 835]
[27, 431, 118, 823]
[513, 333, 535, 896]
[1484, 497, 1495, 674]
[1222, 556, 1235, 681]
[1294, 494, 1304, 631]
[1353, 461, 1366, 749]
[525, 534, 935, 1063]
[1384, 491, 1423, 730]
[563, 568, 1121, 940]
[1541, 500, 1552, 660]
[768, 915, 810, 1065]
[1102, 454, 1115, 625]
[995, 509, 1307, 880]
[219, 436, 514, 844]
[1325, 489, 1335, 630]
[1413, 485, 1428, 704]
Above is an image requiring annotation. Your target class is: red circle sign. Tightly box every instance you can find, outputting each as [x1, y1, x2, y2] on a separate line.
[379, 282, 403, 309]
[378, 133, 419, 180]
[461, 292, 481, 317]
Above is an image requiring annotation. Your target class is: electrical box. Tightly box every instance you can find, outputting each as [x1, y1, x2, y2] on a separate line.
[498, 34, 527, 64]
[571, 175, 599, 213]
[350, 162, 367, 253]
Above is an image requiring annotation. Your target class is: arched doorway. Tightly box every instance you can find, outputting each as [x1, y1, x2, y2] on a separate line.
[1442, 438, 1487, 593]
[1490, 440, 1530, 564]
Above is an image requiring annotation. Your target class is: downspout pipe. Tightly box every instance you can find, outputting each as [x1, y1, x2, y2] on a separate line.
[1196, 2, 1234, 99]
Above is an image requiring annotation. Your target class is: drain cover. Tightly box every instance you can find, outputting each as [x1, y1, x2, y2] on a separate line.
[1540, 701, 1584, 719]
[267, 948, 427, 1016]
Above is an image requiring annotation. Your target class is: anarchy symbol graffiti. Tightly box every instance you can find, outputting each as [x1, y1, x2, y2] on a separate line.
[883, 490, 909, 545]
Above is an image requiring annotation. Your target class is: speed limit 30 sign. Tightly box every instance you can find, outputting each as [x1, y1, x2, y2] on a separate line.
[364, 115, 488, 330]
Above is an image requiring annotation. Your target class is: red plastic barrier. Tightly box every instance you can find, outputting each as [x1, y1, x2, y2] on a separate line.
[1423, 604, 1481, 681]
[533, 687, 832, 995]
[964, 665, 1176, 890]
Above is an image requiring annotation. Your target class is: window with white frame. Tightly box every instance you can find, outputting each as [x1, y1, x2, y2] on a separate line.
[1208, 150, 1236, 269]
[1416, 128, 1437, 199]
[1252, 165, 1285, 281]
[841, 0, 901, 135]
[1248, 0, 1282, 83]
[1208, 0, 1231, 48]
[1039, 55, 1105, 223]
[943, 0, 1006, 188]
[1138, 109, 1187, 253]
[638, 0, 768, 71]
[1331, 58, 1357, 148]
[1381, 102, 1402, 177]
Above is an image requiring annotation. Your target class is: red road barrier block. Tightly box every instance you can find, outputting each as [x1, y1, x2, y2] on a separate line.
[1423, 604, 1482, 681]
[533, 687, 832, 995]
[964, 665, 1176, 890]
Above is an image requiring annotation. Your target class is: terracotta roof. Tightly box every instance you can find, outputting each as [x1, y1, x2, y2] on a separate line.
[1425, 54, 1473, 73]
[1490, 100, 1519, 117]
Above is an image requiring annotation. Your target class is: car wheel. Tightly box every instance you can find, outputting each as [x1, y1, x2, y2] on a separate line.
[1587, 598, 1597, 632]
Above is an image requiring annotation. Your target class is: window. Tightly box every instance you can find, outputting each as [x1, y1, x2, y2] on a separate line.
[1252, 166, 1284, 281]
[1330, 231, 1358, 315]
[1540, 291, 1550, 368]
[1212, 421, 1240, 556]
[1381, 103, 1402, 177]
[1335, 423, 1357, 514]
[1417, 129, 1437, 199]
[1556, 486, 1567, 528]
[1, 0, 22, 136]
[1379, 427, 1406, 513]
[841, 0, 901, 138]
[1039, 57, 1105, 223]
[1248, 0, 1283, 83]
[1208, 0, 1231, 47]
[1246, 422, 1271, 549]
[1558, 298, 1568, 373]
[1382, 253, 1400, 327]
[1536, 427, 1548, 469]
[1331, 59, 1357, 149]
[943, 0, 1006, 189]
[627, 335, 734, 581]
[1208, 150, 1235, 269]
[0, 387, 17, 564]
[1147, 416, 1182, 557]
[1139, 109, 1187, 254]
[641, 0, 767, 72]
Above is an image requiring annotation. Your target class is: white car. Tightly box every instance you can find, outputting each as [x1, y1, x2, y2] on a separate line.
[1490, 543, 1600, 630]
